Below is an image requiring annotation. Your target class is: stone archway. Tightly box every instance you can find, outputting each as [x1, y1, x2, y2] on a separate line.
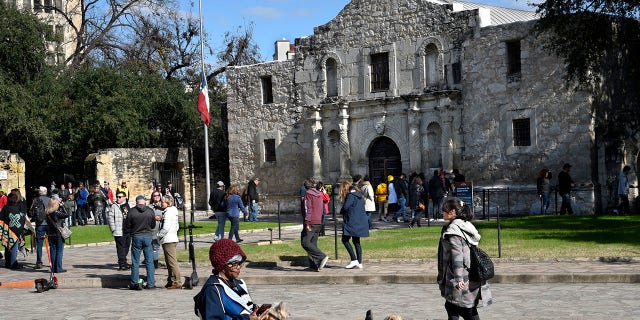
[368, 136, 402, 185]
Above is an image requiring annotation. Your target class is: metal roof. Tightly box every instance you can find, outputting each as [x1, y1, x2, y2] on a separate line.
[429, 0, 539, 25]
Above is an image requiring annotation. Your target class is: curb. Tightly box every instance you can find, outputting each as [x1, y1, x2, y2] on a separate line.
[40, 272, 640, 289]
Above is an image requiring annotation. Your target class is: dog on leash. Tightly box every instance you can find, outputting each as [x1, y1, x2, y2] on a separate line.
[263, 301, 289, 319]
[365, 309, 402, 320]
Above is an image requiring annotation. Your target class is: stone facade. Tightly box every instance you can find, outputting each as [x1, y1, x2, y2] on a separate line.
[85, 148, 205, 210]
[226, 0, 624, 214]
[0, 150, 26, 197]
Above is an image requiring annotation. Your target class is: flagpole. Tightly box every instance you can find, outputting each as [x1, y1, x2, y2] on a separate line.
[199, 0, 212, 214]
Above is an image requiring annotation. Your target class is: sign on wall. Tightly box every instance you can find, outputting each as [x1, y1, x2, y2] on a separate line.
[0, 170, 7, 180]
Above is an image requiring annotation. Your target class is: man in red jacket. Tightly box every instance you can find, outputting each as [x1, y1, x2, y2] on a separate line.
[301, 179, 329, 271]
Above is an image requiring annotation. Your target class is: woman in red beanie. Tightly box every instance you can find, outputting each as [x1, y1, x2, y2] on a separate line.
[194, 239, 267, 319]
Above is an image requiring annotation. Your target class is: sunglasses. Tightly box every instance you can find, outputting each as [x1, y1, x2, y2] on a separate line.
[227, 261, 244, 269]
[117, 196, 126, 198]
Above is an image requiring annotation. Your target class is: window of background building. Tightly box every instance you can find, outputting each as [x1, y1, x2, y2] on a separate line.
[512, 118, 531, 146]
[370, 52, 389, 92]
[264, 139, 276, 162]
[506, 40, 521, 81]
[261, 76, 273, 104]
[326, 58, 338, 97]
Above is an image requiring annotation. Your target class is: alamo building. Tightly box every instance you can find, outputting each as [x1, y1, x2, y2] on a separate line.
[225, 0, 635, 214]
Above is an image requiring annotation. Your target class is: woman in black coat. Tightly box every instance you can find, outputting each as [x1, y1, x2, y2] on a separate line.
[339, 181, 369, 269]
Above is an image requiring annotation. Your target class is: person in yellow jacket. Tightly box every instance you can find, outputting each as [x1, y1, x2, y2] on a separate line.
[375, 176, 392, 222]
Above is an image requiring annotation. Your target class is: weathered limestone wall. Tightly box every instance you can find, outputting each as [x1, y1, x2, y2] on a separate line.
[88, 148, 199, 210]
[0, 150, 26, 197]
[226, 60, 308, 206]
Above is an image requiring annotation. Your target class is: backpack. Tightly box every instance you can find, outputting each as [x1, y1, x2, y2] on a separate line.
[30, 197, 47, 225]
[462, 234, 495, 282]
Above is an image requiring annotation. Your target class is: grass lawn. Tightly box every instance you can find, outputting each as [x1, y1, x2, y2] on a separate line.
[3, 221, 296, 249]
[179, 215, 640, 263]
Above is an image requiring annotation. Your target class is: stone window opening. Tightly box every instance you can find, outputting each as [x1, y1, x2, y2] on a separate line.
[451, 62, 461, 85]
[512, 118, 531, 146]
[264, 139, 276, 162]
[326, 58, 338, 97]
[261, 76, 273, 104]
[370, 52, 390, 92]
[506, 39, 522, 82]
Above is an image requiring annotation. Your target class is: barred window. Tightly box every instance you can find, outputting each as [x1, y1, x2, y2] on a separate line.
[370, 52, 389, 92]
[264, 139, 276, 162]
[512, 118, 531, 146]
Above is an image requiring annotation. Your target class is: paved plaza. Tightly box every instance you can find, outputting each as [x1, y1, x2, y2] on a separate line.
[1, 214, 639, 319]
[2, 283, 639, 319]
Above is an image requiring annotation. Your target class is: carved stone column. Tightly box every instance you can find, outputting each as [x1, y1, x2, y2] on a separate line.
[407, 99, 422, 172]
[311, 107, 323, 180]
[338, 103, 351, 179]
[441, 113, 454, 173]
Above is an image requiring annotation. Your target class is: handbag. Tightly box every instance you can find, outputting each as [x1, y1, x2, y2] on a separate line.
[58, 225, 72, 239]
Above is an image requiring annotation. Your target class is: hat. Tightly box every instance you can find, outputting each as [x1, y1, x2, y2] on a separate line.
[51, 194, 61, 201]
[38, 186, 48, 196]
[135, 195, 146, 202]
[216, 181, 225, 187]
[387, 175, 394, 182]
[209, 239, 246, 273]
[563, 163, 572, 169]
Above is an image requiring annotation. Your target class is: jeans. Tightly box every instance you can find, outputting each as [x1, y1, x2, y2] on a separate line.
[130, 234, 156, 287]
[541, 192, 551, 214]
[432, 197, 444, 220]
[392, 197, 407, 221]
[215, 211, 228, 238]
[49, 235, 64, 272]
[560, 193, 573, 214]
[342, 235, 362, 263]
[249, 203, 259, 221]
[366, 211, 374, 229]
[618, 194, 630, 215]
[228, 216, 241, 241]
[4, 242, 20, 268]
[76, 204, 88, 225]
[36, 225, 48, 264]
[301, 224, 326, 270]
[114, 234, 131, 267]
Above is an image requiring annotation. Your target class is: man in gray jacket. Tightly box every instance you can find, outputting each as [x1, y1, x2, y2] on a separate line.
[108, 191, 131, 271]
[124, 195, 157, 290]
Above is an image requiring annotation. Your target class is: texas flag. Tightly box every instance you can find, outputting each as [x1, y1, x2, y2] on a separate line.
[197, 73, 210, 126]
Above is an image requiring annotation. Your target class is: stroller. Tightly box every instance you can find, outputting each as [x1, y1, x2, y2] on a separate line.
[34, 235, 58, 293]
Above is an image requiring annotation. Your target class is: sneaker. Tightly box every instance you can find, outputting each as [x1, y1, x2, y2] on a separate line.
[236, 239, 244, 243]
[35, 262, 43, 269]
[167, 284, 182, 289]
[318, 256, 329, 271]
[356, 263, 363, 269]
[382, 217, 388, 222]
[345, 260, 359, 269]
[128, 284, 142, 291]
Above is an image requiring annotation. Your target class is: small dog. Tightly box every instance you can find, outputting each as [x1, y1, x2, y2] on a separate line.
[365, 309, 402, 320]
[263, 301, 289, 320]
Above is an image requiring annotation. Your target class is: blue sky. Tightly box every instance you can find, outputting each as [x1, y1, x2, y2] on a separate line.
[196, 0, 536, 62]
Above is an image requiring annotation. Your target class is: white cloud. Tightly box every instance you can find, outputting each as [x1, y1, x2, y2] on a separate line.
[244, 6, 283, 19]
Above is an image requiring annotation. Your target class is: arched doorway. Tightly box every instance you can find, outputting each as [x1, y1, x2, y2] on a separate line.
[368, 136, 402, 186]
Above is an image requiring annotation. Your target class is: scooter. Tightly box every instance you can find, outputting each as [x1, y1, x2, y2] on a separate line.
[35, 235, 58, 293]
[175, 193, 201, 289]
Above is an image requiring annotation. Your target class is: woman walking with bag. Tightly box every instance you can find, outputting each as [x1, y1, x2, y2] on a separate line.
[46, 194, 70, 273]
[437, 198, 492, 320]
[339, 181, 369, 269]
